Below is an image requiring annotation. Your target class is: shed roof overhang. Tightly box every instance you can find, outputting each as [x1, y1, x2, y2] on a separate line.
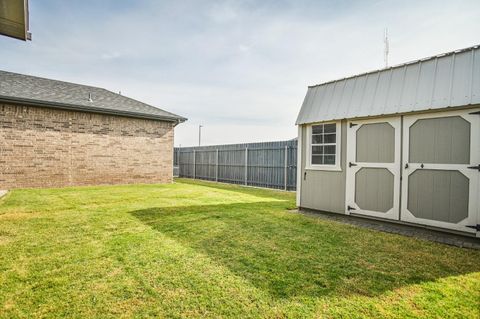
[296, 45, 480, 125]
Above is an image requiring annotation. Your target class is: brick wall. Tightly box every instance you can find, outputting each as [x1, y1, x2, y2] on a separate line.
[0, 103, 175, 189]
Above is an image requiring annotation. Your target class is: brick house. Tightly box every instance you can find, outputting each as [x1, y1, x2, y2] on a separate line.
[0, 70, 186, 189]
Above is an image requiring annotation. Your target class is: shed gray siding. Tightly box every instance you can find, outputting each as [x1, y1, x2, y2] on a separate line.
[299, 121, 347, 214]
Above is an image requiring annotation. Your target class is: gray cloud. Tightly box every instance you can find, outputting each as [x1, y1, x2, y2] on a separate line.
[1, 0, 479, 146]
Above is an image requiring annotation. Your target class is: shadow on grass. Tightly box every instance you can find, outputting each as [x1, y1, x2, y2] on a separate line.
[131, 201, 480, 300]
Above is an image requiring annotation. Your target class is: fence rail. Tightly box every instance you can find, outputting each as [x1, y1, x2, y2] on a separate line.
[174, 140, 297, 191]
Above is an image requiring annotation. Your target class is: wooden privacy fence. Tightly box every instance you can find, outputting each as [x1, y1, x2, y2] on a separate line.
[174, 140, 297, 191]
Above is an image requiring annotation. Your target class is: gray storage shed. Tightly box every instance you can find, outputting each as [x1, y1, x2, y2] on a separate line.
[296, 45, 480, 236]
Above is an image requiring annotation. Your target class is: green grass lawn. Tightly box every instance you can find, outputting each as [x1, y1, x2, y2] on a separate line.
[0, 179, 479, 318]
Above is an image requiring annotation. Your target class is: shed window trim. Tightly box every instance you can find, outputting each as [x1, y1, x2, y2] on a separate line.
[306, 121, 341, 171]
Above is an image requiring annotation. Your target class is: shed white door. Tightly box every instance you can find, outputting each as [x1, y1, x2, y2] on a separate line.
[346, 117, 401, 220]
[401, 109, 480, 234]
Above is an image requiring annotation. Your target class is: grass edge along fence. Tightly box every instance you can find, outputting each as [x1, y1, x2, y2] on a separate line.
[174, 140, 297, 191]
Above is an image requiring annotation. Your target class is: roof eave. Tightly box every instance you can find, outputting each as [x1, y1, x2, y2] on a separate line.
[0, 95, 187, 123]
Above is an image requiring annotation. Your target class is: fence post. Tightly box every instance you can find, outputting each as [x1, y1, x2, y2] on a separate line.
[216, 149, 219, 182]
[245, 147, 248, 186]
[193, 150, 196, 179]
[284, 145, 288, 190]
[177, 149, 180, 177]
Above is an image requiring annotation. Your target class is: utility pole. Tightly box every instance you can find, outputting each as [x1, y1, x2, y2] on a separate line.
[198, 125, 203, 146]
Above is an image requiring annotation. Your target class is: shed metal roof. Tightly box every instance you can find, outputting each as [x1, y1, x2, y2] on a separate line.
[296, 45, 480, 125]
[0, 70, 186, 123]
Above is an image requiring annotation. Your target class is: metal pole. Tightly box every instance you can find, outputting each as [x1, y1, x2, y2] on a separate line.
[245, 147, 248, 186]
[216, 149, 219, 182]
[180, 149, 183, 177]
[198, 125, 203, 146]
[193, 150, 196, 179]
[284, 145, 288, 190]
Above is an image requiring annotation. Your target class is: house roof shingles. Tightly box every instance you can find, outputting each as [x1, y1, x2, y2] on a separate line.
[0, 70, 186, 123]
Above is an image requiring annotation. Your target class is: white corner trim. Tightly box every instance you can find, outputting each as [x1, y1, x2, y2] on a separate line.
[296, 125, 302, 207]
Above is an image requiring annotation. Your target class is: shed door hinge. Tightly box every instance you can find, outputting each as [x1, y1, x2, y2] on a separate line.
[347, 205, 356, 211]
[467, 164, 480, 171]
[466, 224, 480, 231]
[349, 123, 358, 128]
[349, 162, 357, 167]
[469, 110, 480, 115]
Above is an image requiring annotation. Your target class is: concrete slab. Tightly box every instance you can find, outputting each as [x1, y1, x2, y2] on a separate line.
[296, 208, 480, 250]
[0, 190, 8, 199]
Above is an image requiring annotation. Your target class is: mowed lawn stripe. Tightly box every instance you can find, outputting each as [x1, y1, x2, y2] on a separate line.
[0, 179, 479, 318]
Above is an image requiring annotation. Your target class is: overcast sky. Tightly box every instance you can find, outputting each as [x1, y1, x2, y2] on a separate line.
[1, 0, 480, 146]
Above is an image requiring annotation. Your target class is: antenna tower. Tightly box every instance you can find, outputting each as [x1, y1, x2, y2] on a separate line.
[384, 28, 389, 68]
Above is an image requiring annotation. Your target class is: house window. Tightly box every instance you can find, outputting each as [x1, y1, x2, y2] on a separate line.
[308, 122, 340, 169]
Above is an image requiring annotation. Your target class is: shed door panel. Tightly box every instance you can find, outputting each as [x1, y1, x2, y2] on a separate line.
[355, 167, 394, 213]
[356, 122, 395, 163]
[409, 116, 470, 164]
[346, 117, 401, 220]
[401, 109, 480, 234]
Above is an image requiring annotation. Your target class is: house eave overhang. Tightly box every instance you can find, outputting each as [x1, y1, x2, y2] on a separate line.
[0, 95, 187, 124]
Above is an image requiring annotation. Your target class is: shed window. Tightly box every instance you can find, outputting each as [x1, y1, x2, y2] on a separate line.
[309, 123, 339, 167]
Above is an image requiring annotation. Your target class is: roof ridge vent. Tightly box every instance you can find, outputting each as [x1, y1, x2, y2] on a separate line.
[88, 92, 93, 102]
